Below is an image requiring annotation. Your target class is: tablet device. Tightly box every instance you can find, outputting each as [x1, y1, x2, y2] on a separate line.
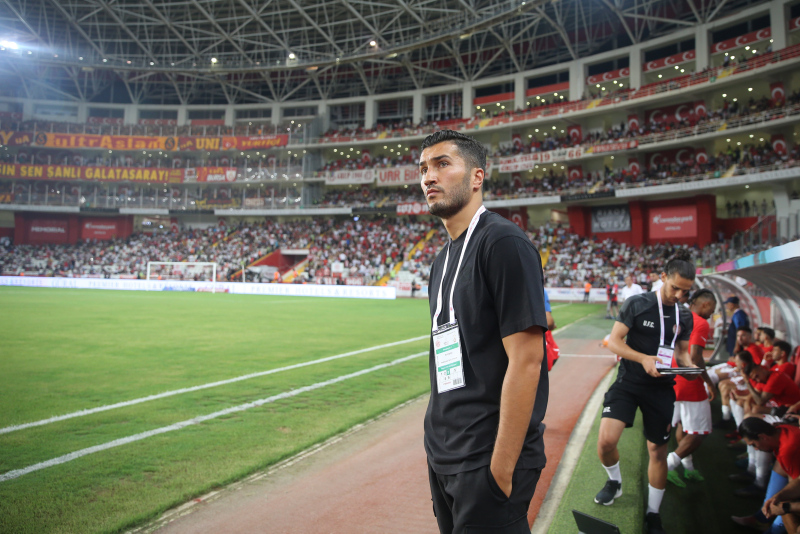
[657, 367, 704, 376]
[573, 510, 621, 534]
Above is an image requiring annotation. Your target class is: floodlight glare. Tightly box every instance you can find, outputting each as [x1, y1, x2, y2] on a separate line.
[0, 40, 19, 50]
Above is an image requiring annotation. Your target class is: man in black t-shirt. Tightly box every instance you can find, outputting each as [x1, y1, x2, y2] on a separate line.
[420, 130, 548, 534]
[595, 253, 696, 534]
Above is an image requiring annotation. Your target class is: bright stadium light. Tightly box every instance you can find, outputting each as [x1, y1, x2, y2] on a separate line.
[0, 40, 19, 50]
[211, 57, 217, 64]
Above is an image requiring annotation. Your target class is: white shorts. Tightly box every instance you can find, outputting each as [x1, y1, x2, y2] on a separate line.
[672, 400, 712, 435]
[710, 363, 736, 378]
[730, 375, 749, 391]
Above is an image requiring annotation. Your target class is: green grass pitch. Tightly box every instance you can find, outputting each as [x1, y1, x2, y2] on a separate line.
[0, 286, 601, 533]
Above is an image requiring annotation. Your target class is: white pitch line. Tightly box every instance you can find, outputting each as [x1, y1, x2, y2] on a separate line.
[0, 335, 429, 435]
[0, 351, 427, 483]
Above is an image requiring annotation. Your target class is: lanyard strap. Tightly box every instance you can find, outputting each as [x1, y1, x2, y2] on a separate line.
[432, 205, 486, 331]
[656, 289, 680, 348]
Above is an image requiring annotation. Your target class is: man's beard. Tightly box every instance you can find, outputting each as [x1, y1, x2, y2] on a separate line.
[428, 172, 472, 219]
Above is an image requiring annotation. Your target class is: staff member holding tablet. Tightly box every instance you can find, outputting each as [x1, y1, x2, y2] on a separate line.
[594, 250, 696, 534]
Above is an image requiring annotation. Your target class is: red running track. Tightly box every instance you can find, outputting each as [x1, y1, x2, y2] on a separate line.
[154, 340, 615, 534]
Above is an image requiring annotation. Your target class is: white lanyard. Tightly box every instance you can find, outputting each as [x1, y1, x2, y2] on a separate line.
[432, 205, 486, 331]
[655, 289, 680, 348]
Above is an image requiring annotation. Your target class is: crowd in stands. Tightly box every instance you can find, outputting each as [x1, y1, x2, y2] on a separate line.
[305, 219, 435, 284]
[482, 141, 799, 200]
[0, 220, 327, 281]
[0, 119, 305, 138]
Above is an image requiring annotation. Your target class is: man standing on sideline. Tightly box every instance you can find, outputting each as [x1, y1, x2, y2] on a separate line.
[619, 274, 644, 303]
[420, 130, 549, 534]
[595, 250, 696, 534]
[584, 280, 592, 302]
[666, 289, 717, 488]
[725, 296, 749, 357]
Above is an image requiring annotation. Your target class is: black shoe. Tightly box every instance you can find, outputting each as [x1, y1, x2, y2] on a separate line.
[645, 512, 666, 534]
[594, 479, 622, 505]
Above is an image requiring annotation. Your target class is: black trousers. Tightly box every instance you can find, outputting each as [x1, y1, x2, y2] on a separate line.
[428, 462, 542, 534]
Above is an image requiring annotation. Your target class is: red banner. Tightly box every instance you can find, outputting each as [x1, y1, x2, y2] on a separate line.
[695, 148, 708, 165]
[0, 131, 33, 146]
[396, 202, 429, 216]
[646, 103, 694, 125]
[0, 163, 183, 183]
[0, 131, 288, 151]
[628, 158, 640, 175]
[81, 220, 118, 240]
[649, 206, 698, 239]
[628, 114, 640, 131]
[221, 135, 289, 150]
[526, 81, 569, 97]
[512, 133, 523, 150]
[567, 125, 582, 143]
[192, 167, 238, 183]
[586, 67, 630, 85]
[29, 218, 69, 244]
[643, 50, 696, 72]
[792, 16, 800, 30]
[567, 166, 583, 181]
[177, 136, 223, 151]
[586, 140, 637, 154]
[711, 28, 771, 54]
[32, 132, 178, 151]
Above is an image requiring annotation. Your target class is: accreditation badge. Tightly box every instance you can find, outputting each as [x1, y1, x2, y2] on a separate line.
[432, 322, 465, 393]
[656, 346, 675, 369]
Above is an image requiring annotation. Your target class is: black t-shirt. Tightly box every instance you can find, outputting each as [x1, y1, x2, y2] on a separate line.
[424, 210, 549, 475]
[615, 291, 693, 386]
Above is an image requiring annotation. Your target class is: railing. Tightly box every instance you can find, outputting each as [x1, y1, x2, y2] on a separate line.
[312, 42, 800, 144]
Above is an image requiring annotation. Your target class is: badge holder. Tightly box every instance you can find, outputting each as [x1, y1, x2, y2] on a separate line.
[432, 322, 465, 393]
[655, 289, 681, 370]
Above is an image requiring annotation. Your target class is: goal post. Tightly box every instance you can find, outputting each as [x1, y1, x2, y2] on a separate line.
[146, 261, 217, 292]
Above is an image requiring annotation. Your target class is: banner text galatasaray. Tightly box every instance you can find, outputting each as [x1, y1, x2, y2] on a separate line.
[0, 164, 183, 183]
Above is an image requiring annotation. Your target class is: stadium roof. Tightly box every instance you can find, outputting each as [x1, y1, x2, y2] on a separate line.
[0, 0, 766, 105]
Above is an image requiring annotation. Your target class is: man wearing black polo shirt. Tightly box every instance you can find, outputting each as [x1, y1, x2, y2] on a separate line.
[595, 249, 696, 534]
[420, 129, 548, 534]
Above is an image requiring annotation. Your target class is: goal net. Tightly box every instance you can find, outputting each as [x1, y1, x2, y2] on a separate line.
[146, 262, 217, 290]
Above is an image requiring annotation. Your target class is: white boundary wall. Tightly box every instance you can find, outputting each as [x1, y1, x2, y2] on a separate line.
[0, 276, 396, 300]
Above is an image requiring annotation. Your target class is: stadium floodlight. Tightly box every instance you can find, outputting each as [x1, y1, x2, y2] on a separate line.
[147, 262, 217, 292]
[0, 40, 19, 50]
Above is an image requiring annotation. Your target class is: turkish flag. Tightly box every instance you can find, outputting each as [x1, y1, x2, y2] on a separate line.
[771, 82, 785, 106]
[772, 135, 787, 156]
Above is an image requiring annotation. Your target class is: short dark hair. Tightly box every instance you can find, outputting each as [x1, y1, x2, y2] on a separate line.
[758, 327, 776, 340]
[736, 350, 754, 371]
[664, 249, 695, 281]
[774, 340, 793, 356]
[689, 288, 716, 306]
[738, 416, 779, 440]
[421, 130, 487, 173]
[737, 326, 752, 334]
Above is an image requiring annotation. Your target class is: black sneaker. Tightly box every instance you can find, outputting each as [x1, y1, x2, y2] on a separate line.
[645, 512, 666, 534]
[594, 479, 622, 505]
